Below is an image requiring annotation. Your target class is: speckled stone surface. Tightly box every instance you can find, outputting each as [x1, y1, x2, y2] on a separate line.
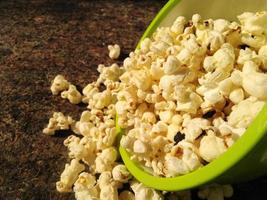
[0, 1, 267, 200]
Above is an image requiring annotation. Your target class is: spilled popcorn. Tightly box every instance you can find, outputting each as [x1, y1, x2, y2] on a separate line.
[44, 12, 267, 199]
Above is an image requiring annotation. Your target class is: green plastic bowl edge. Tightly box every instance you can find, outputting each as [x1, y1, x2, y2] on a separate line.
[117, 0, 267, 191]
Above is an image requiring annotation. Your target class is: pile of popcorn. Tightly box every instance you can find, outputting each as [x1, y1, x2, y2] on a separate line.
[44, 12, 267, 200]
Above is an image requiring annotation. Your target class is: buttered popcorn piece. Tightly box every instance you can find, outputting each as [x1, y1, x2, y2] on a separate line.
[50, 75, 70, 95]
[43, 112, 74, 135]
[56, 159, 85, 192]
[61, 84, 82, 104]
[108, 44, 121, 59]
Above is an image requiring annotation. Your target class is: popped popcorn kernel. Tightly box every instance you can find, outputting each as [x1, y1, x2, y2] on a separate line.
[43, 112, 74, 135]
[108, 44, 121, 59]
[50, 75, 70, 95]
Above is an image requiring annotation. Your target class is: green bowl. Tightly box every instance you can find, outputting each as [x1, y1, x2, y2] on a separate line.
[117, 0, 267, 191]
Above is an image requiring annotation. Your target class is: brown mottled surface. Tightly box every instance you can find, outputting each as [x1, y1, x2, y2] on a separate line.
[0, 1, 267, 200]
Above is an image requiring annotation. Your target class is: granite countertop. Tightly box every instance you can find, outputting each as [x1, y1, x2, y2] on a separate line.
[0, 0, 267, 199]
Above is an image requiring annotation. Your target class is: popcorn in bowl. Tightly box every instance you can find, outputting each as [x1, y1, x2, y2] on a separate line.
[43, 12, 267, 199]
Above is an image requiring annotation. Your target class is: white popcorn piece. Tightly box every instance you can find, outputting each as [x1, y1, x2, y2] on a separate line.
[171, 16, 186, 35]
[150, 58, 165, 80]
[82, 83, 99, 103]
[61, 84, 82, 104]
[131, 181, 163, 200]
[258, 44, 267, 70]
[95, 147, 118, 173]
[228, 96, 265, 128]
[50, 75, 70, 95]
[159, 110, 174, 124]
[142, 112, 157, 124]
[140, 38, 152, 53]
[112, 164, 132, 183]
[238, 11, 267, 35]
[164, 154, 190, 177]
[237, 47, 260, 66]
[98, 63, 124, 82]
[199, 133, 227, 162]
[213, 19, 231, 33]
[151, 121, 168, 135]
[241, 61, 267, 100]
[100, 185, 119, 200]
[131, 69, 152, 91]
[167, 124, 181, 142]
[56, 159, 85, 192]
[73, 172, 99, 200]
[119, 191, 135, 200]
[182, 117, 210, 142]
[64, 135, 96, 165]
[108, 44, 121, 59]
[43, 112, 74, 135]
[163, 55, 181, 75]
[133, 139, 148, 154]
[229, 88, 244, 104]
[92, 89, 113, 109]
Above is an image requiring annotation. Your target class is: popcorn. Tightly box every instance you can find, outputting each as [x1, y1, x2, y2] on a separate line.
[133, 139, 148, 154]
[213, 19, 231, 33]
[140, 38, 152, 53]
[108, 44, 121, 59]
[95, 147, 118, 173]
[238, 11, 267, 50]
[61, 84, 82, 104]
[182, 117, 210, 142]
[171, 16, 186, 35]
[119, 191, 135, 200]
[64, 135, 96, 165]
[229, 88, 244, 104]
[163, 55, 181, 75]
[131, 181, 163, 200]
[199, 132, 227, 162]
[73, 172, 99, 200]
[98, 63, 124, 82]
[56, 159, 85, 192]
[112, 164, 132, 183]
[258, 44, 267, 70]
[50, 75, 70, 95]
[241, 61, 267, 100]
[238, 12, 267, 35]
[142, 112, 157, 124]
[43, 112, 74, 135]
[237, 47, 260, 66]
[159, 110, 174, 124]
[45, 12, 267, 200]
[227, 97, 265, 128]
[100, 185, 119, 200]
[150, 58, 165, 80]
